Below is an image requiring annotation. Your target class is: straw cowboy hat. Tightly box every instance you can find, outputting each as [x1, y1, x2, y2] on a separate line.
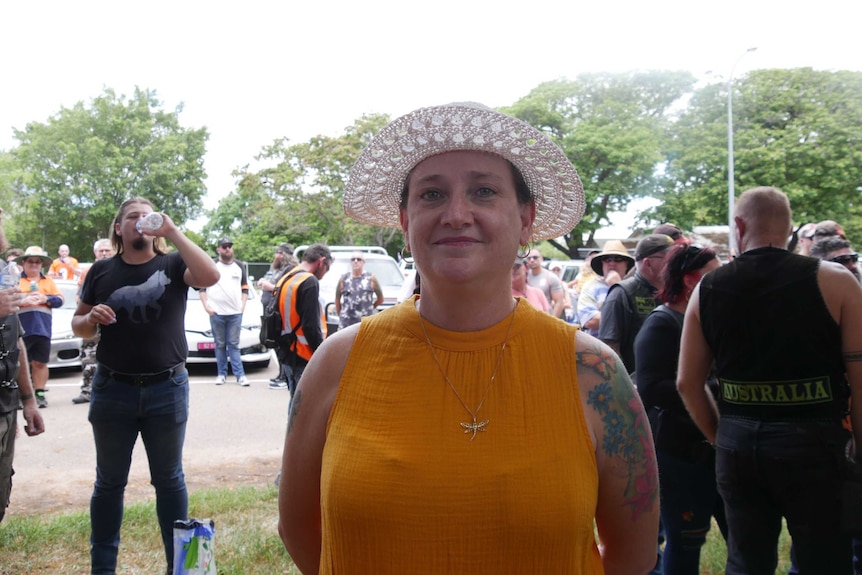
[590, 240, 635, 275]
[343, 102, 585, 241]
[16, 246, 52, 268]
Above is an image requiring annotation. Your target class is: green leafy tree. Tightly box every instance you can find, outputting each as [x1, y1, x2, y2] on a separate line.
[655, 68, 862, 244]
[502, 72, 697, 256]
[203, 114, 403, 261]
[9, 87, 208, 258]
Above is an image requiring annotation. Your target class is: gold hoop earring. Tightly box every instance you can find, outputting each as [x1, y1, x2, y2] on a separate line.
[517, 242, 531, 259]
[400, 246, 414, 264]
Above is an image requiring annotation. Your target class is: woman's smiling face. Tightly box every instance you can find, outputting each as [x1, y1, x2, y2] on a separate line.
[399, 150, 534, 287]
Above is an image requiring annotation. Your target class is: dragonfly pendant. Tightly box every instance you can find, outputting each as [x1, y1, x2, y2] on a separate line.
[460, 417, 489, 441]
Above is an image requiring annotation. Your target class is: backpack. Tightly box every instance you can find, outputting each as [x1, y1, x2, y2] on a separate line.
[259, 268, 304, 349]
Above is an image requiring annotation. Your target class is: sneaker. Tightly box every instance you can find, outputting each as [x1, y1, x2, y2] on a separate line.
[269, 375, 286, 385]
[237, 376, 249, 387]
[215, 375, 226, 385]
[35, 390, 47, 408]
[72, 393, 91, 404]
[268, 379, 288, 390]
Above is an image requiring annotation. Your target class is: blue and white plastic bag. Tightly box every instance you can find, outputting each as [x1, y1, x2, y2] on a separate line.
[173, 518, 216, 575]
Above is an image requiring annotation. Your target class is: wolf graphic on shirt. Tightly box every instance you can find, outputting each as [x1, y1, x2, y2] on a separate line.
[106, 270, 172, 323]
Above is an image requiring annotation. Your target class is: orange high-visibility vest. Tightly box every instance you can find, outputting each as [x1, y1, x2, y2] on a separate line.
[276, 267, 327, 361]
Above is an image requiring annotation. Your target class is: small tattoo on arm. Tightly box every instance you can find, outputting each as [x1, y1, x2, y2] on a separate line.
[845, 350, 862, 363]
[287, 389, 303, 434]
[582, 350, 658, 521]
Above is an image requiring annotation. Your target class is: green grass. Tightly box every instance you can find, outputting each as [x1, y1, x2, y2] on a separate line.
[0, 485, 299, 575]
[684, 517, 792, 574]
[1, 485, 793, 574]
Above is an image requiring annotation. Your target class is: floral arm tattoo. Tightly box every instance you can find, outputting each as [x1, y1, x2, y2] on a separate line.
[579, 347, 658, 521]
[287, 389, 303, 434]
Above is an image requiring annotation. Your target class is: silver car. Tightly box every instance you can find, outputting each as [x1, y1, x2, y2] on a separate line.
[184, 283, 272, 368]
[49, 279, 83, 369]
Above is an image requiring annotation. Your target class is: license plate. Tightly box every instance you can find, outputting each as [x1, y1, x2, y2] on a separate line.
[198, 342, 216, 350]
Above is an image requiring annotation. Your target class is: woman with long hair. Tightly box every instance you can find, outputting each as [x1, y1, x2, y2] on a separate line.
[634, 241, 728, 574]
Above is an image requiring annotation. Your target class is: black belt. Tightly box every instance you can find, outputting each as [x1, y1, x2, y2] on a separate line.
[98, 362, 185, 386]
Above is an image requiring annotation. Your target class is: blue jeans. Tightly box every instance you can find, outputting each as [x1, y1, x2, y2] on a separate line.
[716, 417, 851, 575]
[281, 361, 306, 410]
[210, 313, 244, 378]
[88, 366, 190, 575]
[658, 449, 728, 575]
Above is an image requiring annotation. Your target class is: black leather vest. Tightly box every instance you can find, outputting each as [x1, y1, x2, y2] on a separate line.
[700, 247, 848, 421]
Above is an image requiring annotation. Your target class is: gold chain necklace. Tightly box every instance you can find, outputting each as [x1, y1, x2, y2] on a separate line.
[417, 305, 517, 440]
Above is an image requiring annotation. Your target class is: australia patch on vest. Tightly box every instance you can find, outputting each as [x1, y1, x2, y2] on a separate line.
[720, 377, 833, 406]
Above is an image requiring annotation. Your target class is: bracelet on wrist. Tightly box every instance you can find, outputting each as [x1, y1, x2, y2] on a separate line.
[19, 393, 33, 401]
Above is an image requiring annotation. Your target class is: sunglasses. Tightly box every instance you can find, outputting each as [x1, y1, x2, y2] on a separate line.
[830, 253, 859, 266]
[25, 259, 44, 265]
[602, 256, 629, 263]
[526, 255, 541, 261]
[350, 257, 364, 262]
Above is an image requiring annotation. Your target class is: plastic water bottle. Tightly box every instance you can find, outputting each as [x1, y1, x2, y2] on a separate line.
[0, 261, 20, 289]
[136, 212, 164, 233]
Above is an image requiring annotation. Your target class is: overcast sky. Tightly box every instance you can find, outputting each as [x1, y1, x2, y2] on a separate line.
[2, 0, 860, 234]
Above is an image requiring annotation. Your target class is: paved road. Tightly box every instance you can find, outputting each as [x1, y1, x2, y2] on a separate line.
[9, 355, 290, 517]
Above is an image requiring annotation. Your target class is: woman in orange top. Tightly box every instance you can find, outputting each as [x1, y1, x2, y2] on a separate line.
[278, 103, 659, 574]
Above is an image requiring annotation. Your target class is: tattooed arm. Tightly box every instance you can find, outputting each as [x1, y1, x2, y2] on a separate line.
[818, 261, 862, 456]
[576, 331, 659, 575]
[676, 284, 720, 444]
[278, 323, 358, 574]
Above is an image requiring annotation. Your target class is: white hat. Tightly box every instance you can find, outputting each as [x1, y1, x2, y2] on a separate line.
[343, 102, 585, 241]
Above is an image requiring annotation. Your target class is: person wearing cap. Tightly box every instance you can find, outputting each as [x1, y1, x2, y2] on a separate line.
[653, 223, 684, 242]
[813, 219, 846, 241]
[0, 207, 46, 524]
[258, 243, 299, 309]
[279, 103, 658, 574]
[577, 240, 633, 337]
[599, 233, 674, 375]
[525, 248, 566, 317]
[811, 236, 860, 282]
[511, 258, 550, 312]
[72, 197, 219, 574]
[199, 237, 250, 386]
[797, 223, 817, 256]
[16, 246, 64, 408]
[677, 186, 862, 574]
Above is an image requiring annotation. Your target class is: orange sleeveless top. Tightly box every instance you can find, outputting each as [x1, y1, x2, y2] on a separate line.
[319, 298, 603, 574]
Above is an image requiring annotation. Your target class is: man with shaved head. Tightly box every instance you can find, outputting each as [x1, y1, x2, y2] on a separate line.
[678, 186, 862, 574]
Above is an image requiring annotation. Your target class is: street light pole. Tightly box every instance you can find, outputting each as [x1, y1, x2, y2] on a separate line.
[727, 46, 757, 255]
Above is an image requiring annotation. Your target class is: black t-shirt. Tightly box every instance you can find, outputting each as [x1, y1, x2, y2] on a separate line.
[0, 315, 22, 414]
[81, 252, 189, 373]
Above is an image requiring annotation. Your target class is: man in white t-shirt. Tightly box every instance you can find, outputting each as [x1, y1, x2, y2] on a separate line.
[525, 248, 565, 317]
[200, 237, 249, 386]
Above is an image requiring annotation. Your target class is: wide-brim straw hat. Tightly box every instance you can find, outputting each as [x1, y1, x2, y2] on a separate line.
[343, 102, 585, 241]
[590, 239, 635, 275]
[16, 245, 52, 267]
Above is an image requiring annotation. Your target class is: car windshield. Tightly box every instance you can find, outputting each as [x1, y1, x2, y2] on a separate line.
[320, 257, 404, 291]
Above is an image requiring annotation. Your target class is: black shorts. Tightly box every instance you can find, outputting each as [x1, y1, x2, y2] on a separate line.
[23, 335, 50, 364]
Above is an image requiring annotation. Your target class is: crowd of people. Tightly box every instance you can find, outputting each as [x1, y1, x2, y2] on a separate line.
[2, 102, 862, 575]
